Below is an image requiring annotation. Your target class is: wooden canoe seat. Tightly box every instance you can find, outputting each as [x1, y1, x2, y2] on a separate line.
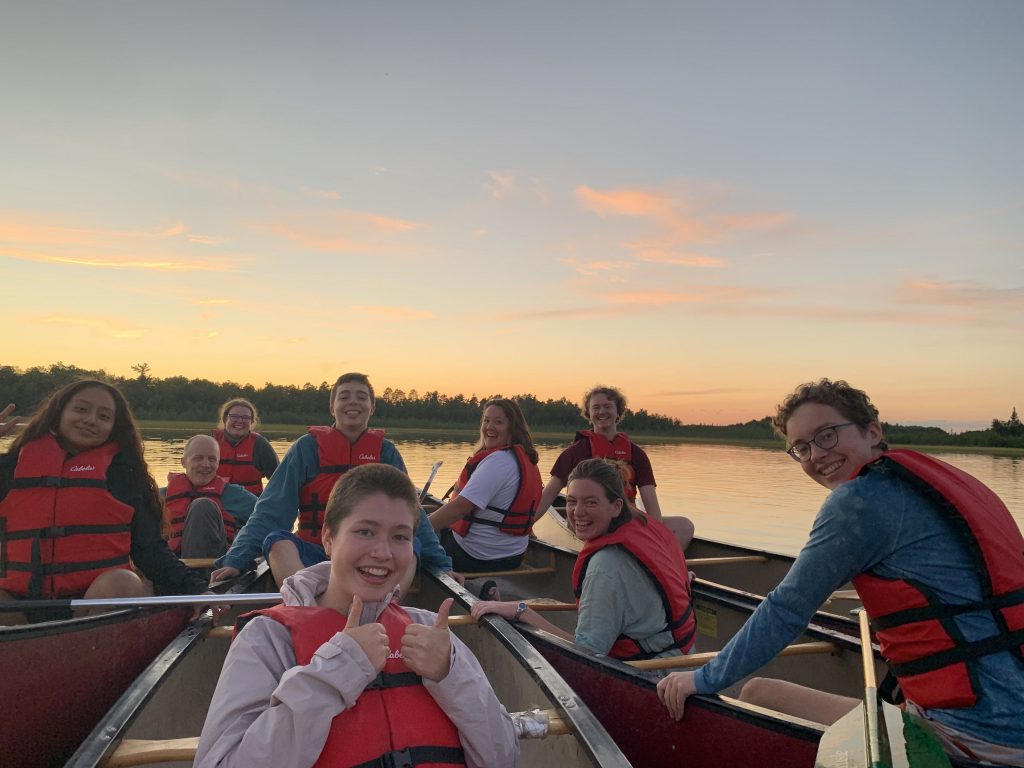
[180, 558, 216, 569]
[686, 555, 770, 566]
[103, 710, 569, 766]
[463, 549, 557, 580]
[629, 640, 839, 671]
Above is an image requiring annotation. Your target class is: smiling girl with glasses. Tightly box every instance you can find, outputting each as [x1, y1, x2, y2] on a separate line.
[213, 397, 280, 496]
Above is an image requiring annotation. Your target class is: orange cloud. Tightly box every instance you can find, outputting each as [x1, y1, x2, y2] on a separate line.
[602, 290, 705, 306]
[559, 257, 633, 276]
[632, 249, 727, 268]
[901, 280, 1024, 309]
[367, 215, 421, 232]
[33, 314, 146, 339]
[0, 247, 236, 272]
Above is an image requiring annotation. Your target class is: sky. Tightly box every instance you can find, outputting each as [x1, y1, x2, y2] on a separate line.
[1, 2, 1022, 430]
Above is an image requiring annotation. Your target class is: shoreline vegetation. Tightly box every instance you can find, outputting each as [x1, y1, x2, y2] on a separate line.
[4, 363, 1023, 453]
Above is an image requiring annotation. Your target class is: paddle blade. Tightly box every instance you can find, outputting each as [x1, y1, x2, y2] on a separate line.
[815, 703, 950, 768]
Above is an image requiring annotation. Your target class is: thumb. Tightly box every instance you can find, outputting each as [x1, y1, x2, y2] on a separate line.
[434, 597, 454, 629]
[346, 595, 364, 628]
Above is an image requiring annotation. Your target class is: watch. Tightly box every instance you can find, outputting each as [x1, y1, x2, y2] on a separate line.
[512, 601, 528, 622]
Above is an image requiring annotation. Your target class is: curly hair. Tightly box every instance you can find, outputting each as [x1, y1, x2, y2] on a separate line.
[580, 385, 627, 424]
[773, 378, 888, 449]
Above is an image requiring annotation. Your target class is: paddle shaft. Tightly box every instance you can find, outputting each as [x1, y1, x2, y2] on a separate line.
[419, 460, 443, 504]
[0, 593, 284, 612]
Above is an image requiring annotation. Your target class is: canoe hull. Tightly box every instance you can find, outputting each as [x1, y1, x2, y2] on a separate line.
[0, 607, 189, 767]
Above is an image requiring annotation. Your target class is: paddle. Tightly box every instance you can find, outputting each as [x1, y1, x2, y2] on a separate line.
[0, 593, 285, 612]
[419, 460, 443, 503]
[813, 611, 950, 768]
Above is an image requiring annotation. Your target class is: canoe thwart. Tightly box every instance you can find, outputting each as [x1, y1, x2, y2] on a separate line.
[103, 709, 569, 766]
[628, 640, 840, 671]
[461, 549, 557, 580]
[686, 555, 770, 566]
[180, 558, 216, 569]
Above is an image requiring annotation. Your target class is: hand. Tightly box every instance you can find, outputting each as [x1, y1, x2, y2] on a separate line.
[209, 566, 240, 586]
[192, 590, 226, 622]
[446, 570, 466, 586]
[342, 595, 389, 673]
[0, 403, 20, 438]
[470, 600, 516, 622]
[657, 671, 698, 721]
[401, 597, 453, 682]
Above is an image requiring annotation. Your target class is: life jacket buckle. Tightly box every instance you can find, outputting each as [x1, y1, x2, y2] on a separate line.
[380, 748, 414, 768]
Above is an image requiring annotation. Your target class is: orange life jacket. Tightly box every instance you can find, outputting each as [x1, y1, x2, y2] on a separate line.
[240, 603, 466, 768]
[213, 429, 266, 496]
[449, 445, 542, 537]
[163, 472, 235, 554]
[852, 449, 1024, 709]
[576, 430, 638, 500]
[572, 516, 695, 660]
[0, 434, 133, 598]
[296, 427, 385, 545]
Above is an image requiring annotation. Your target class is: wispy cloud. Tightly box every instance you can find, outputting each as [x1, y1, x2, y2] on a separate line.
[632, 249, 727, 268]
[484, 171, 549, 204]
[901, 279, 1024, 310]
[602, 290, 705, 306]
[0, 247, 237, 272]
[559, 257, 633, 276]
[351, 305, 436, 321]
[32, 314, 146, 339]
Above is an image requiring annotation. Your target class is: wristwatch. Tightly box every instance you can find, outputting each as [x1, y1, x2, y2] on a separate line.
[512, 601, 528, 622]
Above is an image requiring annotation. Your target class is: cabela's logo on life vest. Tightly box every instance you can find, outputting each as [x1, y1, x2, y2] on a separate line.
[69, 464, 96, 472]
[387, 648, 404, 660]
[358, 453, 377, 461]
[236, 453, 250, 459]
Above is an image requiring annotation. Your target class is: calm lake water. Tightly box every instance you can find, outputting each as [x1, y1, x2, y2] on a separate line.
[129, 433, 1024, 557]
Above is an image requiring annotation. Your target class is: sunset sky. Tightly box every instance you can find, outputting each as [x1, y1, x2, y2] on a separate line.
[2, 2, 1022, 430]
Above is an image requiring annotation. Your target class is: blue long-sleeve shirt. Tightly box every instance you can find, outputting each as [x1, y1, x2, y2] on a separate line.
[694, 460, 1024, 747]
[215, 431, 452, 574]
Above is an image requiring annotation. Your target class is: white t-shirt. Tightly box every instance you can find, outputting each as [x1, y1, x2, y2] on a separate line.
[451, 450, 529, 561]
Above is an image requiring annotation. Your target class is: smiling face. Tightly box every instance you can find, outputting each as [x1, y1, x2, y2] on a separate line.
[480, 404, 512, 450]
[587, 393, 620, 434]
[57, 386, 116, 454]
[321, 492, 416, 608]
[785, 402, 882, 490]
[183, 435, 221, 487]
[566, 477, 622, 542]
[223, 405, 254, 440]
[331, 382, 375, 439]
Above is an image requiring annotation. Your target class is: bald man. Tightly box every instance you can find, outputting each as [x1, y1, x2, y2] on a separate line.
[161, 435, 258, 559]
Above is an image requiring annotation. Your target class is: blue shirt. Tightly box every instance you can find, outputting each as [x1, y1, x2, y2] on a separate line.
[216, 431, 452, 574]
[694, 461, 1024, 747]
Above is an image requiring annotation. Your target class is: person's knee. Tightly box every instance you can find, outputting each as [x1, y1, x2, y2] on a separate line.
[85, 568, 147, 599]
[268, 539, 299, 560]
[187, 498, 220, 519]
[738, 677, 774, 707]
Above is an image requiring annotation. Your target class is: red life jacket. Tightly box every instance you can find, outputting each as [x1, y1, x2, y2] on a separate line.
[572, 516, 695, 660]
[0, 433, 133, 598]
[213, 429, 266, 496]
[240, 603, 465, 768]
[297, 427, 386, 545]
[576, 430, 638, 500]
[163, 472, 235, 554]
[851, 449, 1024, 709]
[449, 445, 542, 537]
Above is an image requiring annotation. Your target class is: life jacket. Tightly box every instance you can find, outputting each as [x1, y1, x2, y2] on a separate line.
[213, 429, 266, 496]
[851, 449, 1024, 710]
[576, 430, 638, 500]
[0, 433, 133, 598]
[296, 427, 385, 545]
[449, 445, 542, 537]
[572, 516, 695, 660]
[163, 472, 234, 554]
[240, 603, 465, 768]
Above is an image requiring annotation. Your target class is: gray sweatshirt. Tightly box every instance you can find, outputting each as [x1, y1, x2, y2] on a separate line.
[195, 562, 518, 768]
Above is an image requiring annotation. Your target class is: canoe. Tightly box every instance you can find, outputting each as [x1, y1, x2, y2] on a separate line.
[0, 600, 190, 767]
[65, 565, 633, 768]
[450, 536, 985, 768]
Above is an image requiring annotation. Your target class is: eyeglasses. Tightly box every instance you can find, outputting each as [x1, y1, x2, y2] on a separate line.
[227, 414, 253, 423]
[786, 422, 856, 462]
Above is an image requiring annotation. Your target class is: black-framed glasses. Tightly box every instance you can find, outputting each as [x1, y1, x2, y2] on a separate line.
[227, 414, 253, 423]
[786, 422, 857, 462]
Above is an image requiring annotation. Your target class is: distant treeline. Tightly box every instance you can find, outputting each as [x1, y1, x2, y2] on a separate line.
[2, 363, 1022, 448]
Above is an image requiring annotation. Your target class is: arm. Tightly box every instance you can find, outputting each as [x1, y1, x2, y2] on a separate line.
[416, 505, 454, 572]
[470, 600, 576, 645]
[693, 486, 897, 694]
[221, 484, 258, 527]
[195, 617, 379, 768]
[428, 494, 475, 531]
[216, 436, 315, 572]
[252, 434, 280, 480]
[533, 475, 564, 523]
[637, 485, 663, 520]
